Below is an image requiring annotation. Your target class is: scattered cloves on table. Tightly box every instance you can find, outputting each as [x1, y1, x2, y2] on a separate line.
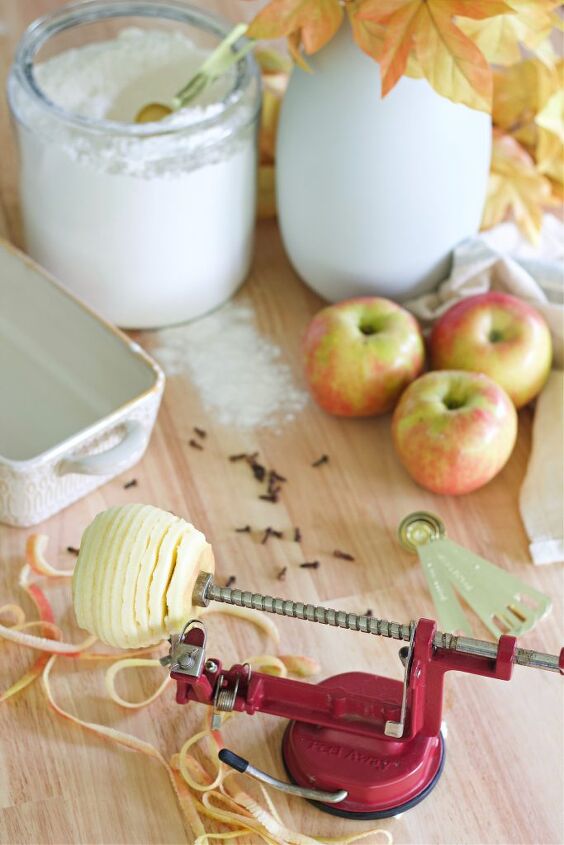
[276, 566, 287, 581]
[123, 479, 138, 489]
[189, 439, 203, 450]
[193, 426, 207, 439]
[299, 561, 320, 569]
[293, 527, 301, 543]
[66, 546, 80, 556]
[333, 549, 355, 561]
[225, 576, 236, 588]
[228, 452, 288, 503]
[311, 454, 329, 467]
[235, 525, 251, 533]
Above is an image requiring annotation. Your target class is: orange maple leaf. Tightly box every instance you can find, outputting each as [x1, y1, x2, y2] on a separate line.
[367, 2, 422, 96]
[415, 3, 494, 111]
[248, 0, 556, 114]
[445, 1, 514, 18]
[353, 0, 511, 108]
[483, 131, 552, 243]
[458, 0, 561, 67]
[347, 0, 386, 68]
[247, 0, 343, 54]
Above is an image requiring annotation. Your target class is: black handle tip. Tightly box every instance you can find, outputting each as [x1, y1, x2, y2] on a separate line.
[218, 748, 249, 773]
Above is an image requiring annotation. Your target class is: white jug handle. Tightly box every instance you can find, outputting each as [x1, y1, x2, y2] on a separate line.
[58, 420, 145, 476]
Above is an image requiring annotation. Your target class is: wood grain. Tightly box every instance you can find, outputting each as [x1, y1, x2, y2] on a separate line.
[0, 3, 563, 844]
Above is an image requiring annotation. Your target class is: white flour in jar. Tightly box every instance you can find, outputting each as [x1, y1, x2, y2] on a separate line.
[10, 28, 259, 328]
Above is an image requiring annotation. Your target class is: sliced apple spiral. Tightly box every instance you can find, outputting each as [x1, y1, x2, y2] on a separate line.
[72, 504, 215, 649]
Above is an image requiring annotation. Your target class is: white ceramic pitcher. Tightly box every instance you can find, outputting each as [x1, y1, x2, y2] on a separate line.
[276, 21, 492, 302]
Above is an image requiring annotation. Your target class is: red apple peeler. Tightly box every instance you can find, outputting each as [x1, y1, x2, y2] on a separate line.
[162, 571, 564, 820]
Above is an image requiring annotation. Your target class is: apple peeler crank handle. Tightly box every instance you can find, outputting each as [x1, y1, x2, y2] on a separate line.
[193, 573, 563, 673]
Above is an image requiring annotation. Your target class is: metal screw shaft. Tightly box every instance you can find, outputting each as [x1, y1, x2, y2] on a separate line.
[193, 574, 561, 674]
[207, 582, 412, 640]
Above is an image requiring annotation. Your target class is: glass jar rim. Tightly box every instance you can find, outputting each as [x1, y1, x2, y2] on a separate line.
[9, 0, 261, 139]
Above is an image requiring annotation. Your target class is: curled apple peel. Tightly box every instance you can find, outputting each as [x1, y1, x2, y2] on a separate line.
[0, 529, 394, 843]
[72, 504, 215, 649]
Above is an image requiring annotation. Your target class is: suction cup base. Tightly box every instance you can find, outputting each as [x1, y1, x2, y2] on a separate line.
[281, 672, 445, 819]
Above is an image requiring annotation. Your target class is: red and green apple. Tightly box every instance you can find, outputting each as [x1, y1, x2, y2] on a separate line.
[429, 292, 552, 408]
[392, 370, 517, 495]
[303, 297, 424, 416]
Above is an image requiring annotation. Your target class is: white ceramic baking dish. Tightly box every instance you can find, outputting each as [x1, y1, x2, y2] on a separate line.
[0, 239, 164, 527]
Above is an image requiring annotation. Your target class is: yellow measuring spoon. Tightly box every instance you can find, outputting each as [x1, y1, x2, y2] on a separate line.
[134, 23, 252, 124]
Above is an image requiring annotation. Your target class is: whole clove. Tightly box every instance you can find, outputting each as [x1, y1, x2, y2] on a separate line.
[225, 576, 236, 588]
[229, 453, 248, 462]
[261, 527, 283, 544]
[276, 566, 287, 581]
[311, 454, 329, 467]
[365, 609, 373, 618]
[259, 493, 279, 503]
[66, 546, 80, 556]
[193, 426, 207, 439]
[252, 463, 266, 483]
[123, 479, 138, 489]
[235, 525, 251, 533]
[333, 549, 355, 561]
[189, 439, 203, 450]
[293, 527, 302, 543]
[263, 471, 285, 504]
[299, 561, 320, 569]
[241, 453, 263, 482]
[269, 469, 287, 483]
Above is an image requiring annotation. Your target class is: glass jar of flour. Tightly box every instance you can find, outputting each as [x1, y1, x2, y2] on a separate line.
[8, 1, 260, 328]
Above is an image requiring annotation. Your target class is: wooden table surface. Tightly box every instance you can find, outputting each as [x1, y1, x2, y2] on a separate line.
[0, 3, 563, 844]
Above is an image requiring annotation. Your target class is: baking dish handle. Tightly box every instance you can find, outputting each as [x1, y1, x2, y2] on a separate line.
[58, 420, 146, 476]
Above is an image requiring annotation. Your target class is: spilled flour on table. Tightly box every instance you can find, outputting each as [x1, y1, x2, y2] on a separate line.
[152, 303, 308, 429]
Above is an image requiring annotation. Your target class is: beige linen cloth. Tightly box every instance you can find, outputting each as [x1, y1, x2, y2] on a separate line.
[404, 214, 564, 565]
